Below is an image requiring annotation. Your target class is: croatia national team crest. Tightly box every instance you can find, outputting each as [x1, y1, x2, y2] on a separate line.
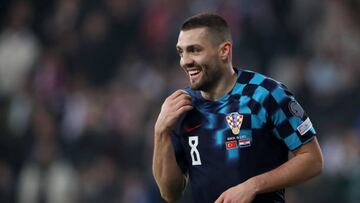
[226, 112, 243, 135]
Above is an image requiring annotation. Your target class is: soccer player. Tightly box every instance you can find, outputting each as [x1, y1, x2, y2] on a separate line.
[152, 13, 323, 203]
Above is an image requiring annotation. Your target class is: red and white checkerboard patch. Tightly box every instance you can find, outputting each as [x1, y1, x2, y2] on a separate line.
[226, 112, 243, 135]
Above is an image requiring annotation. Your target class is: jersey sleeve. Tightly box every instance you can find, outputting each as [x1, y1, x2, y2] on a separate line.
[170, 130, 189, 174]
[263, 81, 316, 151]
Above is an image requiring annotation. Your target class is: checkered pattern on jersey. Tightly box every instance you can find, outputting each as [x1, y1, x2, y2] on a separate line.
[233, 69, 316, 150]
[169, 68, 316, 203]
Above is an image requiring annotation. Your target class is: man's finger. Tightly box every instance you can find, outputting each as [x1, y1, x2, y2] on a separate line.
[175, 99, 192, 111]
[177, 105, 193, 114]
[214, 193, 224, 203]
[168, 89, 189, 100]
[172, 93, 192, 105]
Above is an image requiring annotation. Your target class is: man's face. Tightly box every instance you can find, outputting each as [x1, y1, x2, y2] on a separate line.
[176, 28, 223, 91]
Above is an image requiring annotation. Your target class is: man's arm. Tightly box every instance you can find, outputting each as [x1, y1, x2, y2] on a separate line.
[215, 137, 323, 203]
[153, 130, 187, 202]
[152, 90, 193, 202]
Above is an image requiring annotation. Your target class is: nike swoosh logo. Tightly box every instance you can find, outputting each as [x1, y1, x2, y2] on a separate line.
[185, 123, 202, 133]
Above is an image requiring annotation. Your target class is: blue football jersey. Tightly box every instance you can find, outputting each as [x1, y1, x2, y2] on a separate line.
[171, 68, 316, 203]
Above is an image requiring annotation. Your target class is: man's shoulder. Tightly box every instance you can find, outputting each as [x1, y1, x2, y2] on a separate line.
[237, 68, 285, 93]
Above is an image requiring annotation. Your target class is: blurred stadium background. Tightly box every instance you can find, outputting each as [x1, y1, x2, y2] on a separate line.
[0, 0, 359, 202]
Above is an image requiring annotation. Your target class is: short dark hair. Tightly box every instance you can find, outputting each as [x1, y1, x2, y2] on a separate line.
[181, 13, 232, 44]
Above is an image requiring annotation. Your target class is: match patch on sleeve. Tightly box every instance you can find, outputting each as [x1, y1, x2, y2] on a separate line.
[288, 100, 304, 118]
[297, 117, 313, 136]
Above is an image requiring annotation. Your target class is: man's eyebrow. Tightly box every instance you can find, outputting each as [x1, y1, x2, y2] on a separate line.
[176, 44, 201, 50]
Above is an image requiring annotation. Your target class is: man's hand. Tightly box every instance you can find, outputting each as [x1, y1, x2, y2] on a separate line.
[155, 90, 193, 134]
[215, 138, 323, 203]
[214, 180, 257, 203]
[153, 90, 192, 202]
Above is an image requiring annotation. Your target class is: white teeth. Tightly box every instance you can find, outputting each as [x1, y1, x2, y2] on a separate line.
[188, 70, 200, 76]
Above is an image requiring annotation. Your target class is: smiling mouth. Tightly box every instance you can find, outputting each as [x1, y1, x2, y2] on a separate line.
[188, 69, 201, 77]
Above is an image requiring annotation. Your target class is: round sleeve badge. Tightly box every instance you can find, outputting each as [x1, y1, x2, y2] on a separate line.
[288, 100, 304, 118]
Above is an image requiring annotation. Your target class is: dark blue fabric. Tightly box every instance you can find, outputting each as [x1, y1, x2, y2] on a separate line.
[171, 68, 316, 203]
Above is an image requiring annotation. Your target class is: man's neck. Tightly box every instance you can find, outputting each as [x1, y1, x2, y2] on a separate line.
[201, 65, 237, 101]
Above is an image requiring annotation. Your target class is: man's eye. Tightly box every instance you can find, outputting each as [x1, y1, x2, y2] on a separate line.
[177, 50, 183, 57]
[191, 48, 200, 53]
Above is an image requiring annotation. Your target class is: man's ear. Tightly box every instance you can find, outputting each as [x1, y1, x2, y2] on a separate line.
[219, 41, 232, 61]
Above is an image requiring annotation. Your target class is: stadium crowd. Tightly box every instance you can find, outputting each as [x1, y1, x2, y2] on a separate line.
[0, 0, 359, 202]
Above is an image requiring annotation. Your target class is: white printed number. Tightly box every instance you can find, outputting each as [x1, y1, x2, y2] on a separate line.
[189, 136, 202, 165]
